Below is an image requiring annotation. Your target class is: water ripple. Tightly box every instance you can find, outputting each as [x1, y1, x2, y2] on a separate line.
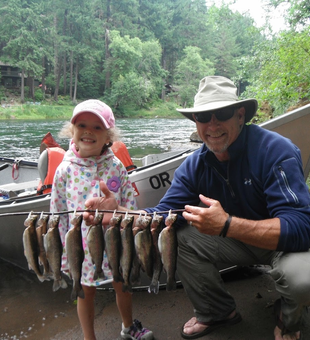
[0, 118, 197, 161]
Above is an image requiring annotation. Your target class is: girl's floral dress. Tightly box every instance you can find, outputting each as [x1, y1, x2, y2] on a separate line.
[50, 142, 138, 286]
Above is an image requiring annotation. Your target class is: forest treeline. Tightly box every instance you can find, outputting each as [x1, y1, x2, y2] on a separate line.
[0, 0, 309, 119]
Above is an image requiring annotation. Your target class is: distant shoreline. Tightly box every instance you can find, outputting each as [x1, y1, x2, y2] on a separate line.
[0, 102, 184, 120]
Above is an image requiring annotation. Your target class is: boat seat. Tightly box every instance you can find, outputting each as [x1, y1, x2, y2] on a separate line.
[38, 149, 48, 183]
[0, 179, 40, 195]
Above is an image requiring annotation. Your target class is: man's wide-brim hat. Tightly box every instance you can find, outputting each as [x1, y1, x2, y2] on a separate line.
[176, 76, 258, 123]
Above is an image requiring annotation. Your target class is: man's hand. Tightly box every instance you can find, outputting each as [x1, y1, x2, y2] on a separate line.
[182, 194, 228, 235]
[83, 181, 118, 225]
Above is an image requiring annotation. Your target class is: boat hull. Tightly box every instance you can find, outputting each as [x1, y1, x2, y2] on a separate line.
[0, 194, 50, 269]
[0, 157, 39, 186]
[0, 149, 192, 272]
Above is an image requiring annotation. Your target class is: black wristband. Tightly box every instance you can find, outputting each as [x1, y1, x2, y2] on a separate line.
[219, 215, 232, 238]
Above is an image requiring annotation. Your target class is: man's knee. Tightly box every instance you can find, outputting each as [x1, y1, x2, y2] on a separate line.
[272, 251, 310, 302]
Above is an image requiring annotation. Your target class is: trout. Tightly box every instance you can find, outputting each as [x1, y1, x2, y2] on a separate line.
[130, 214, 151, 285]
[66, 214, 85, 300]
[148, 214, 164, 294]
[36, 214, 53, 280]
[120, 214, 134, 292]
[158, 213, 178, 291]
[87, 213, 104, 280]
[134, 215, 153, 279]
[130, 221, 142, 286]
[23, 214, 45, 282]
[44, 215, 68, 292]
[104, 214, 123, 283]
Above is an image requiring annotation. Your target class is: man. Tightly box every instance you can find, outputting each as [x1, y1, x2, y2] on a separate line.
[84, 76, 310, 340]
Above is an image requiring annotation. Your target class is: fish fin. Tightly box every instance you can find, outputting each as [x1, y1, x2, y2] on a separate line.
[78, 288, 85, 299]
[71, 290, 77, 301]
[166, 280, 177, 292]
[122, 283, 133, 293]
[42, 274, 51, 281]
[113, 269, 124, 283]
[113, 275, 124, 283]
[72, 286, 85, 300]
[93, 270, 105, 281]
[37, 274, 46, 283]
[130, 272, 141, 286]
[71, 282, 85, 300]
[53, 279, 61, 292]
[44, 271, 54, 280]
[148, 281, 159, 294]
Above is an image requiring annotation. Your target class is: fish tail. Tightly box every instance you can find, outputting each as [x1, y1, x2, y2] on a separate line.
[113, 273, 124, 283]
[43, 270, 53, 281]
[130, 272, 141, 286]
[43, 274, 51, 281]
[93, 269, 104, 281]
[122, 283, 133, 293]
[148, 280, 159, 294]
[166, 280, 177, 292]
[71, 282, 85, 300]
[53, 279, 61, 292]
[98, 271, 105, 279]
[71, 290, 77, 301]
[36, 273, 46, 283]
[75, 285, 85, 299]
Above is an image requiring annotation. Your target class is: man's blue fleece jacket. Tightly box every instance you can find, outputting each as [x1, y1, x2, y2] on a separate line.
[145, 124, 310, 252]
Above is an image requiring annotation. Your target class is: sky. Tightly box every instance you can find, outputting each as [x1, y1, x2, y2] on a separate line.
[207, 0, 289, 32]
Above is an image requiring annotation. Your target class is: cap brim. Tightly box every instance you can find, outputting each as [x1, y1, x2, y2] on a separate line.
[177, 99, 258, 123]
[71, 110, 111, 129]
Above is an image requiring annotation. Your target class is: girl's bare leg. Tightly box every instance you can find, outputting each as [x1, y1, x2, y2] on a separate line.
[112, 281, 133, 328]
[77, 285, 97, 340]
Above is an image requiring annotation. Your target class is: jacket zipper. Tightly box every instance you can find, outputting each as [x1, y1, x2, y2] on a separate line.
[212, 162, 236, 198]
[278, 166, 299, 204]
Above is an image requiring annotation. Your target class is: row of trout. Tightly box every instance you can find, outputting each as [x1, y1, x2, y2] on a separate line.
[22, 211, 178, 300]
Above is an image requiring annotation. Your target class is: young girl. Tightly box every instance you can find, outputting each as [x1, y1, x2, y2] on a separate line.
[50, 99, 153, 340]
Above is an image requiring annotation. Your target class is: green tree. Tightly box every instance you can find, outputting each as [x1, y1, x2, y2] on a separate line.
[138, 0, 209, 85]
[175, 46, 215, 107]
[106, 31, 166, 109]
[0, 0, 267, 109]
[205, 4, 262, 79]
[243, 28, 310, 116]
[0, 0, 47, 102]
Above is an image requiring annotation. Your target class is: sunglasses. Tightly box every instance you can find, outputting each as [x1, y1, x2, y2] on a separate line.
[193, 107, 238, 123]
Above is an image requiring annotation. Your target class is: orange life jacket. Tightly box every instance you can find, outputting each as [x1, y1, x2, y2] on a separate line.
[37, 147, 65, 195]
[111, 141, 137, 172]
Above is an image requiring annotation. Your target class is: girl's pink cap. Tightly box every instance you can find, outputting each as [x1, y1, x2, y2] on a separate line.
[71, 99, 115, 128]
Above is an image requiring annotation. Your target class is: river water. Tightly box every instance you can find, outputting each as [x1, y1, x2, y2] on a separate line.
[0, 118, 198, 163]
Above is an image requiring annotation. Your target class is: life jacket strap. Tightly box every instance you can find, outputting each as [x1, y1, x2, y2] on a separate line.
[36, 184, 52, 195]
